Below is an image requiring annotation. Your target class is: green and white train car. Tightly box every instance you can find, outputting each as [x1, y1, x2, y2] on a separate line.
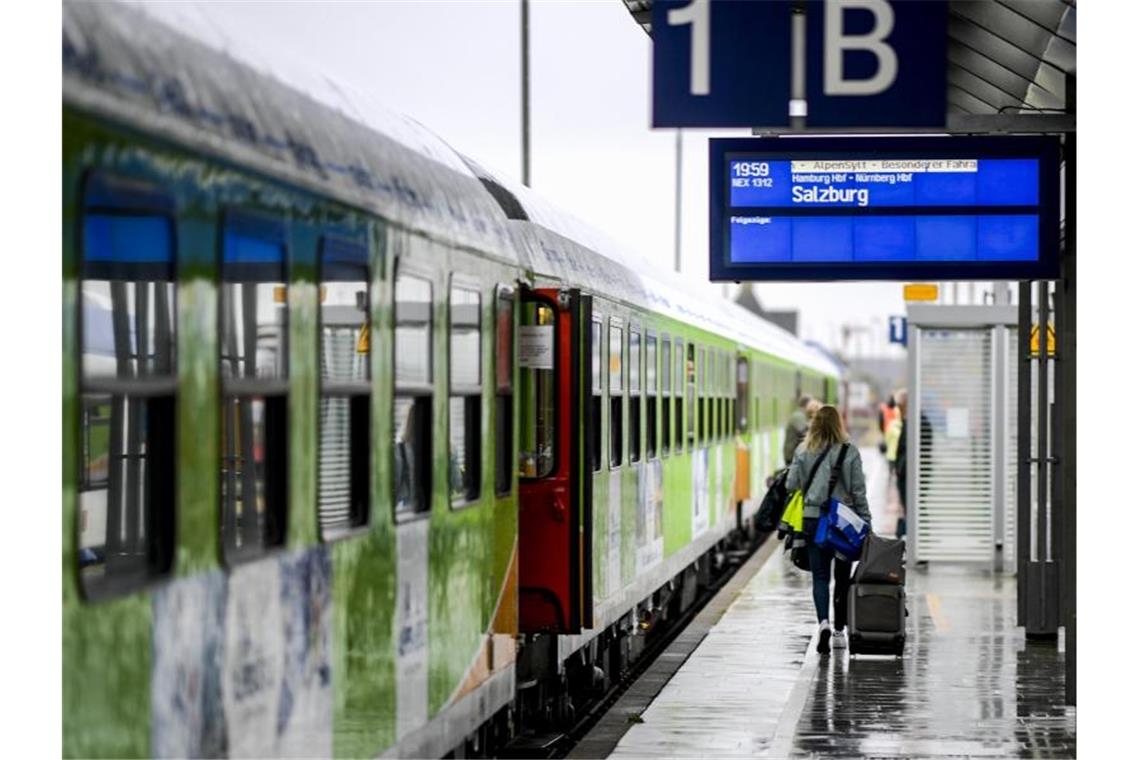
[62, 3, 840, 757]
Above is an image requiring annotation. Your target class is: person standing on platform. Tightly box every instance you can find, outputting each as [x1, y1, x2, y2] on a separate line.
[786, 404, 872, 654]
[884, 395, 902, 478]
[894, 389, 909, 537]
[783, 394, 813, 465]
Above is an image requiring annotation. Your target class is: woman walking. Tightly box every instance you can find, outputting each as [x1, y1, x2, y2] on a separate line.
[786, 404, 872, 653]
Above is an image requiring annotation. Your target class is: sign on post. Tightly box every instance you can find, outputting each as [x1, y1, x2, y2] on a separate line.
[652, 0, 947, 129]
[903, 284, 939, 302]
[708, 135, 1061, 282]
[888, 316, 907, 346]
[652, 0, 791, 127]
[804, 0, 947, 127]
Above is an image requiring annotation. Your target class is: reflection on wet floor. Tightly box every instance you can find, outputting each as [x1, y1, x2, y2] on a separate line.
[607, 448, 1076, 759]
[793, 564, 1075, 758]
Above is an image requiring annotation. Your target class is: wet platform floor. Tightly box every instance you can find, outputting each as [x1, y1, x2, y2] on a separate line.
[594, 449, 1076, 758]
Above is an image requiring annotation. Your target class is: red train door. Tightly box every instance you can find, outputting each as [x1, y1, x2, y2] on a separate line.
[518, 287, 593, 633]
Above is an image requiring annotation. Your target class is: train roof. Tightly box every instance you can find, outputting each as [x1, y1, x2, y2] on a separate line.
[63, 0, 515, 259]
[465, 160, 838, 376]
[62, 1, 837, 379]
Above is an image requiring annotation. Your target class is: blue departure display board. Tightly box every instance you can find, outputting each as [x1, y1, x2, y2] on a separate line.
[709, 137, 1060, 281]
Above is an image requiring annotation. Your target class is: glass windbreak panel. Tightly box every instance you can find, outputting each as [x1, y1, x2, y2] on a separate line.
[396, 274, 433, 385]
[609, 324, 623, 394]
[221, 395, 287, 558]
[450, 286, 481, 388]
[394, 395, 432, 515]
[221, 224, 288, 381]
[82, 215, 176, 380]
[519, 300, 556, 479]
[320, 239, 369, 383]
[449, 396, 481, 503]
[629, 331, 641, 394]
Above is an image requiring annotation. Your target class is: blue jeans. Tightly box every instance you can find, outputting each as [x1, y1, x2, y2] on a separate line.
[802, 517, 853, 630]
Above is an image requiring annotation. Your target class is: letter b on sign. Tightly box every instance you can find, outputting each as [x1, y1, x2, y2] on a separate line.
[808, 0, 946, 127]
[825, 0, 897, 96]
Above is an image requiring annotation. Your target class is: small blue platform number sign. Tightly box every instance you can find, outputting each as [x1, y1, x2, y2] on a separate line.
[652, 0, 947, 129]
[889, 316, 907, 347]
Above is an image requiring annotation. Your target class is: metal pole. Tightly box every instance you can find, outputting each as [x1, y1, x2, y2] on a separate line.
[1061, 73, 1077, 706]
[1036, 280, 1048, 566]
[674, 129, 683, 273]
[993, 324, 1006, 572]
[790, 5, 806, 129]
[1017, 280, 1030, 627]
[521, 0, 530, 187]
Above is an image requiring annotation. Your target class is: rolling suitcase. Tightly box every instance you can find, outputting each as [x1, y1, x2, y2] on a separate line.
[847, 583, 906, 656]
[853, 532, 905, 585]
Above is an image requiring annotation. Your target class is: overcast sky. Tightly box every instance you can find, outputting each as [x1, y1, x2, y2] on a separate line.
[135, 0, 917, 358]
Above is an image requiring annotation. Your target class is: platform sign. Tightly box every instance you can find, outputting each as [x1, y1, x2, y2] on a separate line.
[888, 316, 907, 346]
[804, 0, 947, 128]
[652, 0, 791, 127]
[708, 136, 1061, 282]
[1029, 323, 1056, 358]
[652, 0, 947, 129]
[903, 283, 938, 301]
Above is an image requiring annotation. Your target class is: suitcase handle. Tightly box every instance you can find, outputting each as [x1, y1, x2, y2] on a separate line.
[855, 585, 902, 599]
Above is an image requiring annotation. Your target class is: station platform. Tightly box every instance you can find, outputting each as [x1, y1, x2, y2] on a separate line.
[573, 448, 1076, 759]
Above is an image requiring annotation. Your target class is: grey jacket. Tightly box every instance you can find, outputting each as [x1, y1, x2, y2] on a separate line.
[785, 443, 872, 525]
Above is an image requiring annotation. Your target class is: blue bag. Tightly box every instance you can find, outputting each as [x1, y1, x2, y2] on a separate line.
[811, 443, 870, 560]
[814, 498, 870, 561]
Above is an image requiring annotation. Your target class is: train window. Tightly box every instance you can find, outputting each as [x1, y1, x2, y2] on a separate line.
[449, 284, 482, 505]
[736, 356, 749, 433]
[629, 329, 641, 464]
[220, 211, 289, 564]
[591, 319, 602, 473]
[660, 336, 670, 457]
[519, 299, 556, 479]
[675, 338, 685, 451]
[78, 173, 176, 598]
[609, 322, 624, 468]
[686, 343, 695, 449]
[394, 272, 433, 517]
[318, 236, 371, 540]
[696, 347, 705, 445]
[646, 333, 657, 460]
[723, 353, 731, 439]
[494, 287, 514, 496]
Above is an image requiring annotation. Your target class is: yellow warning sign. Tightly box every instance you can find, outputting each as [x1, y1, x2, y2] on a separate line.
[903, 283, 939, 302]
[1029, 323, 1055, 357]
[356, 323, 370, 354]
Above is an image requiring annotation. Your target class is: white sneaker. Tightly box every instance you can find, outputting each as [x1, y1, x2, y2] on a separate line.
[816, 620, 831, 654]
[832, 629, 848, 649]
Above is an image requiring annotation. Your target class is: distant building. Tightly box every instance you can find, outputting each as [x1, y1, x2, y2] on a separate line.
[734, 284, 799, 336]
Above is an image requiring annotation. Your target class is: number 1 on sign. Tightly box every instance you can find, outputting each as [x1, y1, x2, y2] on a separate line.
[668, 0, 710, 96]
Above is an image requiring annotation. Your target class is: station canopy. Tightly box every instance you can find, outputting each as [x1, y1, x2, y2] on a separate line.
[622, 0, 1076, 132]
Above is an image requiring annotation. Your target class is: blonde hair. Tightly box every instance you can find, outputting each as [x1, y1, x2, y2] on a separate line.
[803, 404, 848, 453]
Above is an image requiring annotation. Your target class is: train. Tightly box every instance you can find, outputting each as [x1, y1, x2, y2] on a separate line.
[62, 2, 842, 757]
